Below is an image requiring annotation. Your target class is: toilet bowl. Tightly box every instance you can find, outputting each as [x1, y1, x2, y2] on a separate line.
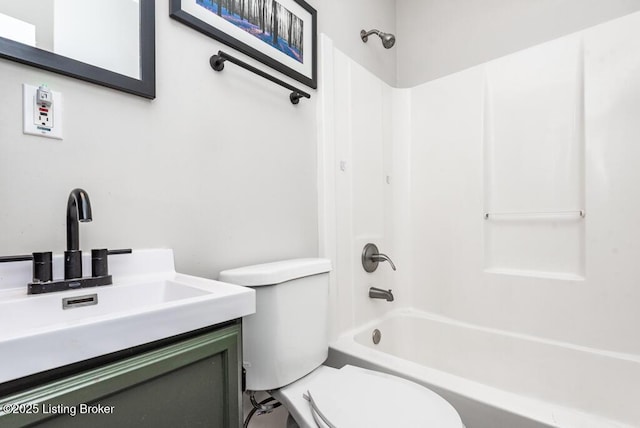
[218, 259, 463, 427]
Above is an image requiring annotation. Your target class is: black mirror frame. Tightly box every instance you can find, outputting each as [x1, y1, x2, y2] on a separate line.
[0, 0, 156, 99]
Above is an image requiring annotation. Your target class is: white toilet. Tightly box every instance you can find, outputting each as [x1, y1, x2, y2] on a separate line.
[219, 258, 463, 428]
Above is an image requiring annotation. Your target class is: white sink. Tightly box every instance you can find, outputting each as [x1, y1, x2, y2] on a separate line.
[0, 249, 255, 384]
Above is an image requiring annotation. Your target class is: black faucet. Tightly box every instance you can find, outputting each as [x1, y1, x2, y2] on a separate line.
[0, 188, 133, 294]
[65, 188, 92, 279]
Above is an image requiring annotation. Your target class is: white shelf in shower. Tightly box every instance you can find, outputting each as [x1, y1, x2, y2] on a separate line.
[484, 267, 585, 281]
[483, 210, 585, 220]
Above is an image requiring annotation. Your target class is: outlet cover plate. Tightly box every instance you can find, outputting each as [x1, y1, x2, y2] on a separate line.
[23, 84, 63, 140]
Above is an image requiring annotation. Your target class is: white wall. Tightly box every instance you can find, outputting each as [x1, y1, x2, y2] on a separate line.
[406, 12, 640, 355]
[0, 0, 394, 280]
[396, 0, 640, 86]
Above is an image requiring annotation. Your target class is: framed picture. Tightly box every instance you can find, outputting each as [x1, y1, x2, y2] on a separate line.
[170, 0, 317, 89]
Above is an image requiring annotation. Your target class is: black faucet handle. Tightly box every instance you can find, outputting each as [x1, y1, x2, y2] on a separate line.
[91, 249, 109, 277]
[107, 249, 132, 256]
[0, 252, 54, 283]
[33, 252, 53, 283]
[0, 254, 34, 263]
[91, 249, 132, 278]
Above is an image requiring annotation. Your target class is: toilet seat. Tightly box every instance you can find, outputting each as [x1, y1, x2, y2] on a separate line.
[271, 365, 463, 428]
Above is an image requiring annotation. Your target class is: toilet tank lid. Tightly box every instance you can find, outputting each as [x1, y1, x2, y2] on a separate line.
[218, 258, 331, 287]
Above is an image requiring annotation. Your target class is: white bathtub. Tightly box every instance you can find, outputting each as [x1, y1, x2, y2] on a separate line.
[327, 309, 640, 428]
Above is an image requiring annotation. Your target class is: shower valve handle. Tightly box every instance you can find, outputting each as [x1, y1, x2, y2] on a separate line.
[362, 243, 397, 272]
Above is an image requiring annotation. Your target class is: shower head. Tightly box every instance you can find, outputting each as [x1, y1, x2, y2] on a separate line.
[360, 29, 396, 49]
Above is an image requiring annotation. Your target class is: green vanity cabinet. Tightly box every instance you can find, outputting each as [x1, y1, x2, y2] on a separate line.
[0, 322, 242, 428]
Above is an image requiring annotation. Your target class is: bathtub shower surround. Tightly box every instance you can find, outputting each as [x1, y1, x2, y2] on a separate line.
[319, 11, 640, 428]
[406, 11, 640, 355]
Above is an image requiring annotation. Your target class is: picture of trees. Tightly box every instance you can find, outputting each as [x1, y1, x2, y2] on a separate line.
[197, 0, 304, 63]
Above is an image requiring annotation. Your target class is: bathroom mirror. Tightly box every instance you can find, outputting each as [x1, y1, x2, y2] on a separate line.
[0, 0, 155, 99]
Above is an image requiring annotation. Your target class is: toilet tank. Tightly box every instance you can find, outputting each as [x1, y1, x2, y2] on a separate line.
[218, 259, 331, 391]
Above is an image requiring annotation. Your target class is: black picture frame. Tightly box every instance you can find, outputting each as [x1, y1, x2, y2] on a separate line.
[170, 0, 317, 89]
[0, 1, 156, 99]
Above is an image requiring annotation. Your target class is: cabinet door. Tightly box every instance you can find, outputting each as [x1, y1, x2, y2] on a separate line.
[0, 324, 242, 428]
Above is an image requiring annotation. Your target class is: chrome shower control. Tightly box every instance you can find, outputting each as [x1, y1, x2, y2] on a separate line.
[362, 243, 397, 272]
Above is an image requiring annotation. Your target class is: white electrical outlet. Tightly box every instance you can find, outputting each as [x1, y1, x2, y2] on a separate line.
[23, 84, 63, 140]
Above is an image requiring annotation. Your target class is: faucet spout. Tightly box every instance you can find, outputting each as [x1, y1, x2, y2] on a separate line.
[67, 188, 92, 251]
[65, 188, 92, 279]
[369, 287, 394, 302]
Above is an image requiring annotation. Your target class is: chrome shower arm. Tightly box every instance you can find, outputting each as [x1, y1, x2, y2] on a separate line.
[360, 29, 381, 41]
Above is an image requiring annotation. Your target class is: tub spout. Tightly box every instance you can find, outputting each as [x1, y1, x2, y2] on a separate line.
[369, 287, 394, 302]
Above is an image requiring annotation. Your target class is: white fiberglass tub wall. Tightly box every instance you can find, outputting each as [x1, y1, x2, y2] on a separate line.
[317, 34, 408, 340]
[318, 11, 640, 428]
[407, 12, 640, 355]
[409, 12, 640, 424]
